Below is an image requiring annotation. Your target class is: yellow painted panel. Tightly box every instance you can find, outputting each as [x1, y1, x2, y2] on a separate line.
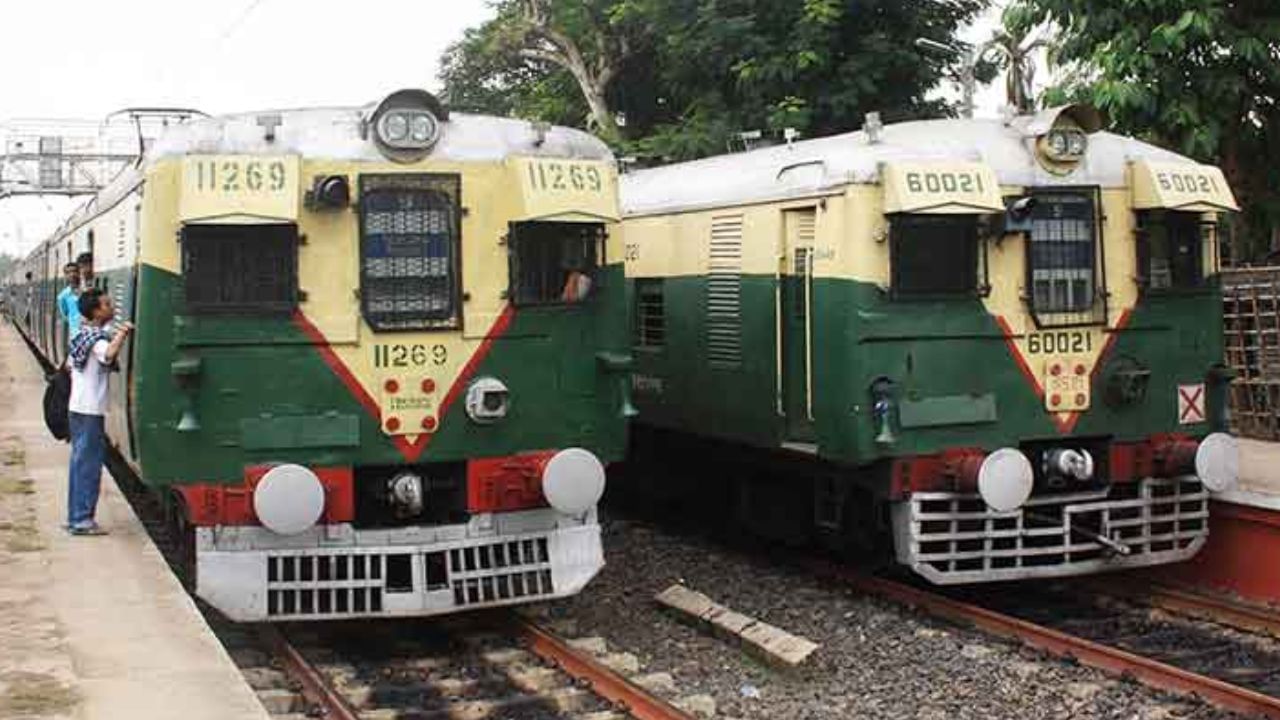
[1130, 160, 1238, 212]
[179, 155, 301, 223]
[511, 157, 619, 223]
[882, 161, 1003, 215]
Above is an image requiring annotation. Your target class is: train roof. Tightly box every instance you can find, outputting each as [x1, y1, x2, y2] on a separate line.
[42, 104, 613, 251]
[621, 114, 1197, 217]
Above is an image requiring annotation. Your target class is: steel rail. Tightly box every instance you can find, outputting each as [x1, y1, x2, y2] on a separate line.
[260, 626, 360, 720]
[836, 570, 1280, 720]
[511, 614, 695, 720]
[1088, 578, 1280, 639]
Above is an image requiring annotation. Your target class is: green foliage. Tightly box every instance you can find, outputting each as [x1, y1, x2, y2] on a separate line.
[0, 254, 16, 279]
[1014, 0, 1280, 262]
[440, 0, 988, 161]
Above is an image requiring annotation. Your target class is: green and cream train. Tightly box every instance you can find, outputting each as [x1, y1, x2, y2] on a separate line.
[621, 104, 1241, 583]
[4, 89, 630, 619]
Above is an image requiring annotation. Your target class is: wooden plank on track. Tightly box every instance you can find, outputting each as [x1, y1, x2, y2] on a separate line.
[654, 584, 819, 667]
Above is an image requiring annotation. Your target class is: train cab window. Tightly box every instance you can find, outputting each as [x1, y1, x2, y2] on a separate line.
[508, 222, 604, 306]
[359, 174, 461, 331]
[181, 224, 298, 314]
[1137, 210, 1210, 290]
[890, 215, 980, 298]
[1026, 190, 1100, 321]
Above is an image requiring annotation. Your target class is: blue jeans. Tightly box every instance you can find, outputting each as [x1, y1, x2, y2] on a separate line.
[67, 412, 105, 528]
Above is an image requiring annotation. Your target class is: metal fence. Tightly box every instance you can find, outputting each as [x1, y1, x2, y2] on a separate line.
[1223, 268, 1280, 440]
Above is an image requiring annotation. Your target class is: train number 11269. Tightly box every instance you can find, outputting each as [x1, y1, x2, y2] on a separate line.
[1026, 330, 1093, 355]
[373, 343, 448, 368]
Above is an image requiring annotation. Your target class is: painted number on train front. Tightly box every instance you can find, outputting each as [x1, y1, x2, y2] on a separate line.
[905, 171, 986, 194]
[526, 161, 605, 193]
[1156, 171, 1222, 194]
[1026, 330, 1093, 355]
[373, 344, 448, 368]
[191, 159, 289, 194]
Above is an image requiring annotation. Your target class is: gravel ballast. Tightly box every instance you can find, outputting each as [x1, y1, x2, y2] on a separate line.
[539, 515, 1241, 720]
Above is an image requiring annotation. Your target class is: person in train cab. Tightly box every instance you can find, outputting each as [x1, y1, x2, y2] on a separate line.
[56, 262, 82, 344]
[76, 252, 95, 292]
[559, 239, 595, 303]
[65, 288, 133, 536]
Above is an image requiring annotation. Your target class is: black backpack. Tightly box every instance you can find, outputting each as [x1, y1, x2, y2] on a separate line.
[43, 367, 71, 442]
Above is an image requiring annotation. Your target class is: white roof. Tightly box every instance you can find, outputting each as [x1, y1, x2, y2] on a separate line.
[621, 116, 1197, 217]
[48, 105, 614, 241]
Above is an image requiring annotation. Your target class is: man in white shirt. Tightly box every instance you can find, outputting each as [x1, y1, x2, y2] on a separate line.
[66, 288, 133, 535]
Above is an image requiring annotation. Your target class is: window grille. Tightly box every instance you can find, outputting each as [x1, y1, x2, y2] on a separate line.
[181, 224, 298, 315]
[634, 279, 665, 350]
[706, 214, 743, 367]
[1026, 190, 1105, 327]
[508, 222, 604, 306]
[1137, 210, 1214, 290]
[359, 174, 461, 331]
[890, 215, 981, 298]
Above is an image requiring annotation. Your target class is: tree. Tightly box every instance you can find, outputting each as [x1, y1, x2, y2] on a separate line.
[976, 4, 1053, 113]
[1012, 0, 1280, 261]
[440, 0, 989, 161]
[440, 0, 653, 138]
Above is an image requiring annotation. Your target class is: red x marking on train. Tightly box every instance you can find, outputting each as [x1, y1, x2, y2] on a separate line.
[1179, 384, 1205, 424]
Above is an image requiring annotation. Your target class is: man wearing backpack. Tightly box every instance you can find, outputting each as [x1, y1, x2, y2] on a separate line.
[65, 288, 133, 536]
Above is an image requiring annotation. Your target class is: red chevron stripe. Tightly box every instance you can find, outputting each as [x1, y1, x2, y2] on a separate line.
[995, 310, 1133, 436]
[292, 306, 517, 463]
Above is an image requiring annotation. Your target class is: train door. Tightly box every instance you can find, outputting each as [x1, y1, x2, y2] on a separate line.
[780, 207, 816, 443]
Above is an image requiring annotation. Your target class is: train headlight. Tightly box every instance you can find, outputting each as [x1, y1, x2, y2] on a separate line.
[1043, 129, 1088, 162]
[253, 464, 325, 535]
[365, 88, 448, 162]
[1195, 432, 1239, 492]
[977, 448, 1034, 512]
[1067, 131, 1087, 156]
[542, 448, 606, 515]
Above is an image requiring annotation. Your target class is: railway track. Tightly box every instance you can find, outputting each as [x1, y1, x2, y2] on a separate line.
[831, 567, 1280, 719]
[106, 454, 693, 720]
[209, 612, 692, 720]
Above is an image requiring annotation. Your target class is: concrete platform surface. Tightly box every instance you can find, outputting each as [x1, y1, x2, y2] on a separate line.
[0, 323, 268, 720]
[1219, 438, 1280, 510]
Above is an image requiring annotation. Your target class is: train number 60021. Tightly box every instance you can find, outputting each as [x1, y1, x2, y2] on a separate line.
[1026, 331, 1093, 355]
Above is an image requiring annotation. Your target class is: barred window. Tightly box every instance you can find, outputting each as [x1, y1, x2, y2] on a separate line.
[181, 224, 298, 315]
[1027, 190, 1102, 325]
[508, 222, 603, 305]
[890, 215, 979, 298]
[1137, 210, 1210, 290]
[359, 174, 461, 331]
[634, 279, 665, 350]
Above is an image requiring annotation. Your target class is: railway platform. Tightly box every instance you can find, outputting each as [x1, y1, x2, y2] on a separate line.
[1152, 438, 1280, 608]
[0, 323, 267, 720]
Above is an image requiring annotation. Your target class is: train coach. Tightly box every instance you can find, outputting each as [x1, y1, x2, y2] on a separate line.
[621, 103, 1240, 583]
[5, 89, 631, 620]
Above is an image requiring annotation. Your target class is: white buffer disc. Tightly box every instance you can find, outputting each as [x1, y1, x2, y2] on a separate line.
[978, 448, 1035, 512]
[253, 464, 326, 535]
[1195, 432, 1239, 493]
[542, 448, 606, 515]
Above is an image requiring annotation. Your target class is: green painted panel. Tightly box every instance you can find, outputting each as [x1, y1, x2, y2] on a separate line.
[899, 394, 997, 428]
[133, 263, 629, 486]
[630, 270, 1225, 469]
[240, 413, 361, 450]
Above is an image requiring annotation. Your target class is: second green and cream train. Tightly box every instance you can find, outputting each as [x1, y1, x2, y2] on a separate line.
[621, 104, 1241, 583]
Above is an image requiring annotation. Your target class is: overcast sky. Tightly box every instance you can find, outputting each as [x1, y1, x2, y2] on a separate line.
[0, 0, 1006, 257]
